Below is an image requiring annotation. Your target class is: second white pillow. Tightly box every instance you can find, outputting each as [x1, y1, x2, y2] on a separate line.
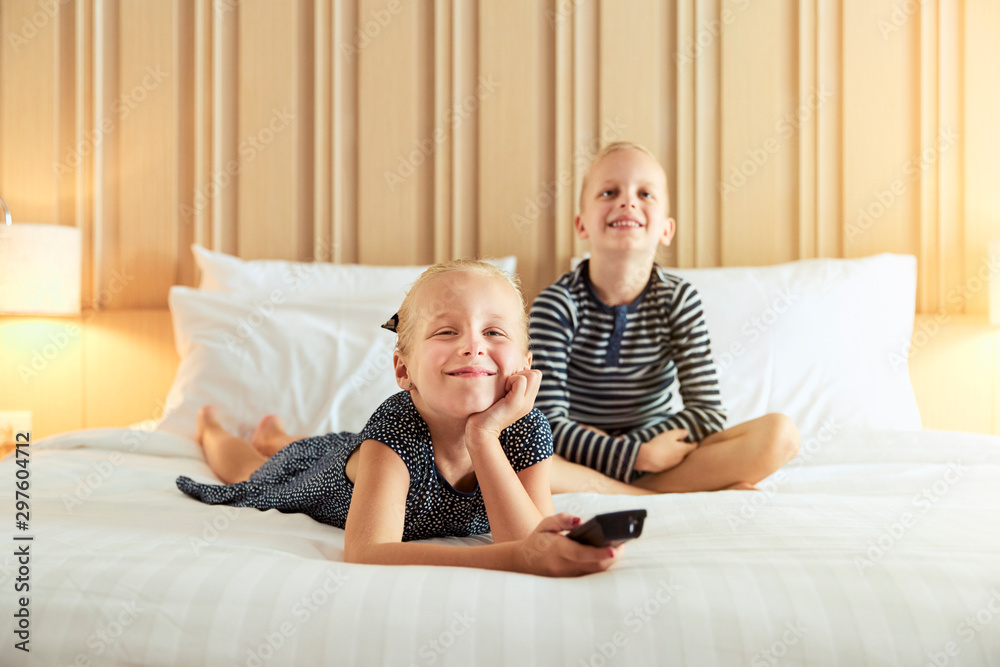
[157, 286, 401, 443]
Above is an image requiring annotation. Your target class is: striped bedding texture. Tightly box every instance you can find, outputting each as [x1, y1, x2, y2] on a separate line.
[3, 426, 999, 666]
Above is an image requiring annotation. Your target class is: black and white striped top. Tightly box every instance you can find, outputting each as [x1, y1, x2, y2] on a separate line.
[528, 260, 727, 482]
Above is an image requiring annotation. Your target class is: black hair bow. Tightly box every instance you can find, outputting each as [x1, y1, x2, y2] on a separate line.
[381, 313, 399, 333]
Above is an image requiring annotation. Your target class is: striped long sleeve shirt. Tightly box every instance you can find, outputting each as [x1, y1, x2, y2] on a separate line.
[528, 260, 727, 482]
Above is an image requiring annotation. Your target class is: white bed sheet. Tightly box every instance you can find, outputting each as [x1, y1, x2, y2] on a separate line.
[3, 427, 1000, 666]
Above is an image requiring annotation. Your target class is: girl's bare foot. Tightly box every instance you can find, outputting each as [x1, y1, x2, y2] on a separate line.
[196, 406, 223, 447]
[250, 415, 290, 456]
[195, 406, 267, 484]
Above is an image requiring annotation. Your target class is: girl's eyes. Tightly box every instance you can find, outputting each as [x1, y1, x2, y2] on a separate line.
[600, 189, 616, 198]
[640, 192, 654, 199]
[432, 329, 507, 338]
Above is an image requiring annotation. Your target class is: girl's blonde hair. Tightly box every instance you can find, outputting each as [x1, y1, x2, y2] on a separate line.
[578, 140, 661, 212]
[395, 259, 529, 357]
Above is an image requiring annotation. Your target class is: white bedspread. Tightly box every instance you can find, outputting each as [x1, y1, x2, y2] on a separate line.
[3, 427, 1000, 666]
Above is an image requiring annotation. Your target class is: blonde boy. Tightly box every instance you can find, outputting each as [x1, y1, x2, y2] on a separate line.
[530, 142, 800, 493]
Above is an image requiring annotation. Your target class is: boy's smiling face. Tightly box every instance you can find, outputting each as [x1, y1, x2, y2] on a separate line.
[575, 148, 675, 257]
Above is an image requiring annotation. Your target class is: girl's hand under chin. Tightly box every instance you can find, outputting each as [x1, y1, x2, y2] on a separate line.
[465, 368, 542, 441]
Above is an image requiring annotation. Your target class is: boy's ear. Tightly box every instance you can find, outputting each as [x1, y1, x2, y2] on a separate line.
[393, 352, 410, 389]
[525, 352, 533, 370]
[659, 217, 676, 247]
[574, 214, 589, 240]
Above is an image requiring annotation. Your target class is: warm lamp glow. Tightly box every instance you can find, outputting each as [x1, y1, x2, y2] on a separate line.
[0, 198, 82, 316]
[990, 240, 1000, 327]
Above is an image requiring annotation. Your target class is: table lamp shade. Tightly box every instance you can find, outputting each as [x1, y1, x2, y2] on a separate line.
[0, 222, 82, 315]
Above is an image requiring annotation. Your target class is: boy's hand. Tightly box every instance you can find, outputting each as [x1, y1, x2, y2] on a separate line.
[516, 514, 622, 577]
[580, 424, 610, 437]
[465, 369, 542, 441]
[634, 429, 695, 473]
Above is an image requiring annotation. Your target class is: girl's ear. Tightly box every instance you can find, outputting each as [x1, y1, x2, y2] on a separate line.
[525, 352, 533, 370]
[393, 352, 410, 390]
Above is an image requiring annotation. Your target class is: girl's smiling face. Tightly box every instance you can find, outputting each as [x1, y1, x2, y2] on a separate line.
[394, 271, 530, 422]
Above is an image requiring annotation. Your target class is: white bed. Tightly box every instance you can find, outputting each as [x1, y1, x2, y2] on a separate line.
[5, 248, 999, 666]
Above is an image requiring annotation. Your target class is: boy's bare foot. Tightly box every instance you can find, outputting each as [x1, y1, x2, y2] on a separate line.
[250, 415, 289, 456]
[196, 406, 223, 447]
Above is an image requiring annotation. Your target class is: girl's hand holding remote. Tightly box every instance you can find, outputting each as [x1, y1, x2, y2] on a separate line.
[516, 513, 623, 577]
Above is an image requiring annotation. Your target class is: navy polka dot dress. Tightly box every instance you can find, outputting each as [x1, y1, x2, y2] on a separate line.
[176, 391, 553, 542]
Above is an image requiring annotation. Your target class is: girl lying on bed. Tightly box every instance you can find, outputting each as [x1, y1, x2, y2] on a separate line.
[176, 259, 620, 576]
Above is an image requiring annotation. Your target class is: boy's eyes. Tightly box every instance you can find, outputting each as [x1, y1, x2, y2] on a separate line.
[598, 189, 655, 200]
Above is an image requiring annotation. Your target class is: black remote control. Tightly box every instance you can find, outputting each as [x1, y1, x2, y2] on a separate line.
[566, 509, 647, 547]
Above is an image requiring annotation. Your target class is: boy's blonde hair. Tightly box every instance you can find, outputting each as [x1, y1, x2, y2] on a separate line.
[578, 141, 663, 212]
[395, 259, 529, 357]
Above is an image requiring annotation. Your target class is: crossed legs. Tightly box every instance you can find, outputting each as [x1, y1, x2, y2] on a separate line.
[550, 414, 801, 495]
[632, 413, 800, 492]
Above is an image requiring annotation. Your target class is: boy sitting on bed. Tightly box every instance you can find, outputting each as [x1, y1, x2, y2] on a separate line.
[529, 141, 801, 494]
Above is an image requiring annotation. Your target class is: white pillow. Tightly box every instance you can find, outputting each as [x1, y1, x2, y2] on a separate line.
[156, 286, 400, 442]
[666, 253, 921, 435]
[192, 244, 518, 305]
